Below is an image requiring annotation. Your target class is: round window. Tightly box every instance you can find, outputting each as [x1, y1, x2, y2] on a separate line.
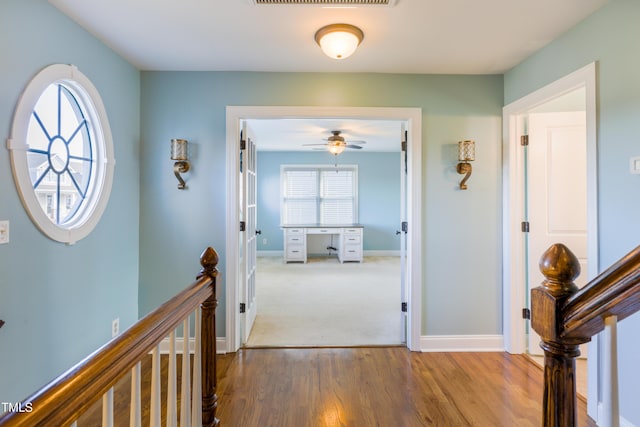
[8, 64, 115, 244]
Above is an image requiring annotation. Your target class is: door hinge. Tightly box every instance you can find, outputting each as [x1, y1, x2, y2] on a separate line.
[240, 129, 246, 150]
[240, 221, 246, 231]
[401, 302, 408, 312]
[402, 221, 408, 233]
[240, 303, 246, 314]
[521, 221, 530, 233]
[522, 308, 531, 320]
[520, 135, 529, 146]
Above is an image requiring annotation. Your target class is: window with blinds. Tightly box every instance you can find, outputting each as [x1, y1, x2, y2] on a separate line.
[281, 165, 357, 225]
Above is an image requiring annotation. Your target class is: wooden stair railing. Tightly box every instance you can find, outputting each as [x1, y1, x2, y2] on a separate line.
[532, 243, 640, 427]
[0, 247, 221, 427]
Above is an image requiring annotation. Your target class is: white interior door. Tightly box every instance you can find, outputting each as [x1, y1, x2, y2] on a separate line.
[399, 124, 409, 343]
[240, 121, 258, 344]
[526, 111, 588, 355]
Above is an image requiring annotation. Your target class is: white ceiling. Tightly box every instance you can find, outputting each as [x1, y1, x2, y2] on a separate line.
[48, 0, 609, 74]
[47, 0, 609, 151]
[248, 118, 404, 151]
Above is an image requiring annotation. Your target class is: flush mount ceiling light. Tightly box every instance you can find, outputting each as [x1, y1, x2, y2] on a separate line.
[254, 0, 393, 4]
[315, 24, 364, 59]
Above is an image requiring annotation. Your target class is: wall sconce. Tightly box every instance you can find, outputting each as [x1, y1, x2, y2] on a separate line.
[456, 140, 475, 190]
[170, 138, 190, 189]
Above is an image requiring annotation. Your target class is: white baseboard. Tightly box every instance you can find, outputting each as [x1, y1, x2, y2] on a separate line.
[420, 335, 504, 352]
[257, 250, 283, 257]
[158, 335, 502, 354]
[597, 402, 637, 427]
[156, 337, 227, 355]
[257, 250, 400, 257]
[363, 250, 400, 257]
[621, 416, 636, 427]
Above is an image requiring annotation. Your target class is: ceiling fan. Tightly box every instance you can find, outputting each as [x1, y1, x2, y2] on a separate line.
[303, 130, 366, 155]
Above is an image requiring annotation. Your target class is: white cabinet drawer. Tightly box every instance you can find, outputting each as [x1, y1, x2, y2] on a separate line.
[286, 235, 305, 244]
[343, 228, 362, 235]
[343, 235, 361, 244]
[286, 246, 306, 259]
[286, 228, 305, 235]
[306, 228, 332, 234]
[342, 244, 362, 261]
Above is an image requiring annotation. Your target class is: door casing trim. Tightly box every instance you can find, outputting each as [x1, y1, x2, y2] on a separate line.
[502, 62, 598, 418]
[225, 106, 423, 352]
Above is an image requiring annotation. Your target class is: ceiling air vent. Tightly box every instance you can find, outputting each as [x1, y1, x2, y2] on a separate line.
[252, 0, 395, 5]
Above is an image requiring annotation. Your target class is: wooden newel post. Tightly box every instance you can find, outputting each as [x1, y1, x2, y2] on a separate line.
[531, 243, 589, 427]
[198, 247, 221, 427]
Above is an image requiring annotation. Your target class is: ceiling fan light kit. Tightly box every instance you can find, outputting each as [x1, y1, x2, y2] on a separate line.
[327, 142, 346, 155]
[302, 130, 366, 155]
[315, 23, 364, 59]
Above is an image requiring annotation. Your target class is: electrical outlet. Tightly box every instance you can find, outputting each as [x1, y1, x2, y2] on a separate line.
[0, 221, 9, 244]
[112, 318, 120, 337]
[262, 238, 268, 245]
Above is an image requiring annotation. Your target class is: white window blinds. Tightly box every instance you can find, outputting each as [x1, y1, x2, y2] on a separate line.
[282, 166, 357, 225]
[320, 169, 354, 224]
[282, 170, 318, 224]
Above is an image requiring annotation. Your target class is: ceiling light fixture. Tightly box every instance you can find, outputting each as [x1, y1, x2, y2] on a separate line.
[315, 24, 364, 60]
[327, 141, 346, 155]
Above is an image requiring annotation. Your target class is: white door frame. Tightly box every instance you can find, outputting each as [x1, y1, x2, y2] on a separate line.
[502, 62, 599, 416]
[225, 106, 423, 352]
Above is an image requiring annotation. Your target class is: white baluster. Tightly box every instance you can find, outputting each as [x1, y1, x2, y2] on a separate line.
[70, 422, 78, 427]
[191, 307, 202, 427]
[150, 345, 161, 427]
[167, 330, 177, 427]
[181, 317, 192, 427]
[102, 388, 114, 427]
[602, 315, 620, 427]
[130, 362, 141, 427]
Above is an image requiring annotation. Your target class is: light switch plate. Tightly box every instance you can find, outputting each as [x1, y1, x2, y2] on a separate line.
[0, 220, 9, 244]
[631, 157, 640, 175]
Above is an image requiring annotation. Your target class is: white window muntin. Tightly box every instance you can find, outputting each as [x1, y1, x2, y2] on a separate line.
[8, 64, 115, 244]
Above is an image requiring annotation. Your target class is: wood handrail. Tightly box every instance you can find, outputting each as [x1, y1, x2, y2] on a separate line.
[0, 247, 221, 427]
[531, 243, 640, 426]
[562, 244, 640, 339]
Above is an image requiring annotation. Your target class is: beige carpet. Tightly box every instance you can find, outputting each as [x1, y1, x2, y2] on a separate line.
[246, 256, 403, 347]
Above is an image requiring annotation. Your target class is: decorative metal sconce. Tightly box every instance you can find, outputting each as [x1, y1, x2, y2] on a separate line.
[170, 138, 190, 189]
[456, 140, 475, 190]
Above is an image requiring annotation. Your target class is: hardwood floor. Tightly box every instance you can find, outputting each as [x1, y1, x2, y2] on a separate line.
[216, 348, 596, 427]
[78, 348, 597, 426]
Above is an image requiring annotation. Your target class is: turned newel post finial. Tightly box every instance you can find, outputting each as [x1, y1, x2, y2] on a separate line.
[199, 247, 219, 278]
[539, 243, 581, 293]
[532, 243, 586, 427]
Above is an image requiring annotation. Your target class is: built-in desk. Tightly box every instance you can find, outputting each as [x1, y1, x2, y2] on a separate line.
[282, 224, 363, 263]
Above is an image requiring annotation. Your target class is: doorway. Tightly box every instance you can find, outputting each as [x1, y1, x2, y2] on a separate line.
[225, 106, 423, 353]
[502, 62, 599, 419]
[246, 119, 406, 347]
[525, 95, 589, 356]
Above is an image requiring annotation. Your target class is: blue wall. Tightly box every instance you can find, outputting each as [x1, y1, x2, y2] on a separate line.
[504, 0, 640, 424]
[139, 71, 504, 337]
[0, 0, 140, 403]
[4, 0, 636, 421]
[256, 151, 401, 252]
